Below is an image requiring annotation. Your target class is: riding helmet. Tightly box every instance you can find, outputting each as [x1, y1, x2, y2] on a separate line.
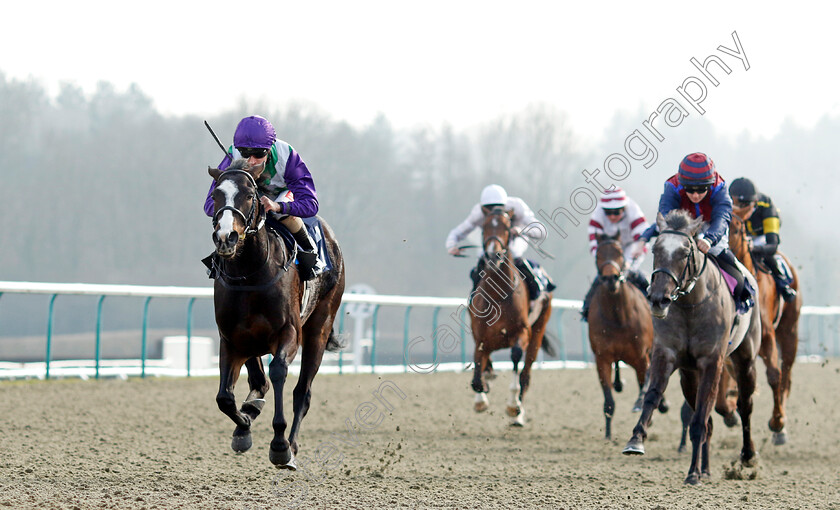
[233, 115, 277, 149]
[728, 177, 758, 203]
[677, 152, 716, 186]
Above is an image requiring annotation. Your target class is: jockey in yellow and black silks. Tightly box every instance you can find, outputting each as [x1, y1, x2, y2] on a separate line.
[729, 177, 797, 302]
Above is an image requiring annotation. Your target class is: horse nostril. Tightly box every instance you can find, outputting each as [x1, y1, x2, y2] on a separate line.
[228, 231, 239, 245]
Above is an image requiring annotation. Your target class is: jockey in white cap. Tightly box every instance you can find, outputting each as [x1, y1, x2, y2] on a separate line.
[446, 184, 555, 303]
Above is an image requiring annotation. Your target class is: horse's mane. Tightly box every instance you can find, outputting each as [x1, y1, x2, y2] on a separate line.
[228, 158, 250, 171]
[663, 209, 703, 232]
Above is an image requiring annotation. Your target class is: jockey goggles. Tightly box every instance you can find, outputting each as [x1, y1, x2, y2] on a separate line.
[684, 185, 710, 195]
[604, 208, 624, 216]
[238, 147, 270, 159]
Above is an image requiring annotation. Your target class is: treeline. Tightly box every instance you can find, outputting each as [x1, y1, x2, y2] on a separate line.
[1, 72, 837, 335]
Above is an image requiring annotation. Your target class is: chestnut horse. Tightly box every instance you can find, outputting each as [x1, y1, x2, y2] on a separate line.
[207, 159, 345, 469]
[623, 211, 761, 485]
[587, 234, 664, 440]
[728, 211, 801, 444]
[470, 206, 553, 426]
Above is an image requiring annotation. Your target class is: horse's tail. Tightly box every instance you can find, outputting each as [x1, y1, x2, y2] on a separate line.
[325, 328, 348, 353]
[613, 361, 624, 392]
[540, 331, 558, 358]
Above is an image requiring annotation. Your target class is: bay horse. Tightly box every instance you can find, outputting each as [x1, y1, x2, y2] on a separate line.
[623, 210, 761, 485]
[588, 233, 664, 440]
[208, 159, 345, 469]
[470, 206, 553, 426]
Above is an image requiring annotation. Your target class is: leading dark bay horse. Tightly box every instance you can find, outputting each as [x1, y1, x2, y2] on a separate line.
[470, 206, 554, 426]
[208, 159, 345, 469]
[587, 234, 666, 440]
[623, 210, 761, 485]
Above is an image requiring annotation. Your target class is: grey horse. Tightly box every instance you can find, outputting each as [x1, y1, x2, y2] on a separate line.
[622, 210, 761, 485]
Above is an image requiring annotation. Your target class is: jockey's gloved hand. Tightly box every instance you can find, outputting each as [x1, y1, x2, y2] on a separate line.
[510, 226, 522, 237]
[629, 240, 646, 260]
[448, 246, 462, 256]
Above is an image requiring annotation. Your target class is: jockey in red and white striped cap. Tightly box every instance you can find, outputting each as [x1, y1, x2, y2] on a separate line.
[581, 187, 651, 321]
[587, 188, 649, 259]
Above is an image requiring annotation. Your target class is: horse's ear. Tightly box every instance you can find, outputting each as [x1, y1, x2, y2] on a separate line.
[208, 167, 223, 182]
[656, 212, 667, 231]
[689, 215, 705, 236]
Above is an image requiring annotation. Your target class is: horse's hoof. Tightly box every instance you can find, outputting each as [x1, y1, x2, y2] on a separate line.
[622, 439, 645, 455]
[684, 473, 702, 485]
[474, 393, 489, 413]
[772, 429, 788, 446]
[723, 412, 740, 428]
[658, 399, 670, 414]
[505, 405, 521, 418]
[631, 401, 643, 413]
[269, 445, 293, 467]
[509, 413, 525, 427]
[677, 444, 687, 454]
[741, 451, 759, 468]
[231, 428, 252, 453]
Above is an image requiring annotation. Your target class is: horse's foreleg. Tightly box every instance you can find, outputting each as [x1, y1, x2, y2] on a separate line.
[241, 356, 270, 420]
[269, 325, 298, 469]
[472, 350, 489, 412]
[623, 346, 676, 455]
[216, 343, 252, 452]
[595, 357, 615, 440]
[685, 356, 724, 485]
[714, 366, 739, 428]
[630, 354, 649, 413]
[732, 353, 758, 466]
[759, 327, 784, 434]
[773, 309, 799, 444]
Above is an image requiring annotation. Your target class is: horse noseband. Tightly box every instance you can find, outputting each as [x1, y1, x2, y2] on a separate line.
[651, 229, 705, 300]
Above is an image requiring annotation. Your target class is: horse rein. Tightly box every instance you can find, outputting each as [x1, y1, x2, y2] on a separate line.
[212, 170, 266, 237]
[651, 229, 708, 301]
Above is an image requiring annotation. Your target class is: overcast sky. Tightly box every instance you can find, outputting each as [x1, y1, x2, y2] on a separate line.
[2, 1, 837, 146]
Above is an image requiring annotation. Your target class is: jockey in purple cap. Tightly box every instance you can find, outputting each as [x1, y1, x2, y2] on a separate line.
[638, 152, 755, 313]
[203, 115, 321, 280]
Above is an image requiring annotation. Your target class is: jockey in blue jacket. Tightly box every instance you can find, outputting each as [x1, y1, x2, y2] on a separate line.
[204, 115, 321, 280]
[638, 152, 755, 313]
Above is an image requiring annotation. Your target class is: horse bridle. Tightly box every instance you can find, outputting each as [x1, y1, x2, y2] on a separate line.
[212, 169, 265, 237]
[597, 240, 626, 283]
[482, 209, 512, 260]
[651, 229, 708, 300]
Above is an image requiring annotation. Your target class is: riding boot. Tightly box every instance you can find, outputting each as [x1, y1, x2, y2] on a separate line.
[514, 258, 541, 301]
[292, 227, 319, 281]
[714, 249, 755, 314]
[625, 270, 650, 296]
[469, 258, 486, 295]
[580, 277, 601, 322]
[763, 254, 796, 302]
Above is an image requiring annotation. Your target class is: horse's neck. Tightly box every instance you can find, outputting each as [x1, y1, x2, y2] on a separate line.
[598, 282, 637, 321]
[481, 254, 521, 298]
[731, 236, 755, 274]
[224, 230, 277, 278]
[679, 252, 715, 305]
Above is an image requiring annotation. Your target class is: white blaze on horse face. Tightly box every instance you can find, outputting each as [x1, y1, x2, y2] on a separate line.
[659, 234, 685, 261]
[217, 180, 239, 237]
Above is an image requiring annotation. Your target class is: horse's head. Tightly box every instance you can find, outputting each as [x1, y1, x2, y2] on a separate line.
[648, 210, 705, 318]
[595, 233, 625, 293]
[208, 159, 266, 259]
[481, 206, 513, 264]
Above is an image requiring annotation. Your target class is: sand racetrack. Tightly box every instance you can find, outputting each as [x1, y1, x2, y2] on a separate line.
[1, 360, 838, 509]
